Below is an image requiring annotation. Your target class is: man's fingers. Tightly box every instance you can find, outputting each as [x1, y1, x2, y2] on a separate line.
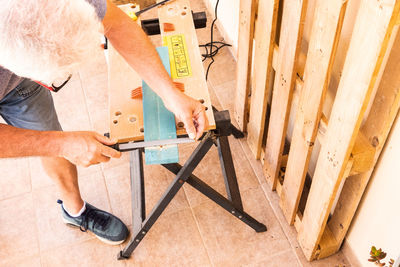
[100, 144, 121, 158]
[94, 132, 118, 145]
[183, 116, 197, 139]
[195, 110, 208, 140]
[96, 154, 112, 163]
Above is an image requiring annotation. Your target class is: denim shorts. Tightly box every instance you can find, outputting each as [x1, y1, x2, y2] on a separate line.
[0, 79, 62, 131]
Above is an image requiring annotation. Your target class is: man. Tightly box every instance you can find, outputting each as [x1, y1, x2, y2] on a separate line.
[0, 0, 207, 245]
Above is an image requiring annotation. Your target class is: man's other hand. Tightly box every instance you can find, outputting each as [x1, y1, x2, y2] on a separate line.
[60, 132, 121, 167]
[163, 90, 209, 140]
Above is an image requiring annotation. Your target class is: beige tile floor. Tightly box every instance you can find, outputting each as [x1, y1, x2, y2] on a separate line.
[0, 1, 353, 266]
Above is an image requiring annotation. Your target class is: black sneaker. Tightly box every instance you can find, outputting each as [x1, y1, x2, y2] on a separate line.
[57, 200, 129, 245]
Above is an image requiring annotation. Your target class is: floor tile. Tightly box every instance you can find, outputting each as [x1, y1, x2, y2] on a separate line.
[41, 239, 124, 267]
[309, 251, 351, 267]
[192, 187, 291, 266]
[123, 209, 211, 266]
[243, 249, 300, 267]
[81, 72, 110, 134]
[0, 157, 31, 200]
[33, 172, 110, 251]
[29, 157, 102, 190]
[206, 48, 237, 88]
[0, 254, 41, 267]
[212, 79, 236, 113]
[101, 151, 130, 170]
[78, 49, 108, 81]
[103, 162, 189, 226]
[52, 79, 92, 132]
[0, 193, 40, 265]
[181, 136, 260, 208]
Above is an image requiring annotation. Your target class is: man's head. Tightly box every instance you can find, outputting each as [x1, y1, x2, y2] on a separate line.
[0, 0, 104, 84]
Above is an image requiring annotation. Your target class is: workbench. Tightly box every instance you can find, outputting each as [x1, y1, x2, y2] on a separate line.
[106, 0, 267, 260]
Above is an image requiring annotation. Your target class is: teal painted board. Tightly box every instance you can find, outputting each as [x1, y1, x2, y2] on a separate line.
[143, 46, 179, 165]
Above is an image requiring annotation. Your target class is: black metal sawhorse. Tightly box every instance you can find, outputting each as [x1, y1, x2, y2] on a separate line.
[115, 110, 267, 260]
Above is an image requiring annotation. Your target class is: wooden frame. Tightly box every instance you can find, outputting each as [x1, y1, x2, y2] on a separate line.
[263, 0, 308, 190]
[234, 0, 258, 132]
[246, 0, 279, 159]
[298, 1, 400, 259]
[235, 0, 400, 261]
[279, 0, 348, 225]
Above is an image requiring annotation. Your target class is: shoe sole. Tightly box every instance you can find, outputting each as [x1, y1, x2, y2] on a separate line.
[62, 218, 126, 246]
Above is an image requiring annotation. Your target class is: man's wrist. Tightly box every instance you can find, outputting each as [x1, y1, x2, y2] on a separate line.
[159, 83, 183, 104]
[40, 131, 66, 158]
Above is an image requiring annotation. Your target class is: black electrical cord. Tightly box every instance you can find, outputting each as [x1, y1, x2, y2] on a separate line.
[200, 0, 232, 80]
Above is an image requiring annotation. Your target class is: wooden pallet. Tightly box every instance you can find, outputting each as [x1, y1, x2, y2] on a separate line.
[234, 0, 400, 261]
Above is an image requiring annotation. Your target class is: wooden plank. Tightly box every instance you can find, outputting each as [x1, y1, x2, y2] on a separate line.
[317, 225, 339, 259]
[318, 115, 376, 176]
[349, 132, 375, 175]
[298, 0, 400, 260]
[143, 47, 179, 165]
[279, 0, 348, 225]
[263, 0, 308, 190]
[234, 0, 258, 132]
[246, 0, 279, 159]
[158, 0, 215, 134]
[109, 4, 144, 143]
[323, 26, 400, 259]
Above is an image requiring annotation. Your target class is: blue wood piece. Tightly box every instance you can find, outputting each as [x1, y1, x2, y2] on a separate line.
[142, 46, 179, 165]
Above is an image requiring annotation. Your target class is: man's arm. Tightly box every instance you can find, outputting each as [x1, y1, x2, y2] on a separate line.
[0, 123, 120, 167]
[102, 0, 207, 140]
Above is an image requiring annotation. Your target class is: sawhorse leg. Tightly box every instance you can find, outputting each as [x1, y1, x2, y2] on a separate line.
[163, 162, 266, 232]
[117, 111, 267, 260]
[118, 133, 215, 259]
[217, 135, 243, 211]
[129, 149, 145, 235]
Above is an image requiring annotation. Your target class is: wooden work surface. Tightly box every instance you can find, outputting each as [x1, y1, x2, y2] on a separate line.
[108, 2, 215, 143]
[158, 0, 216, 135]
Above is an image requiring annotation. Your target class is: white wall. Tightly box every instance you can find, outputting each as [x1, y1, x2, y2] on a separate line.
[203, 0, 240, 56]
[344, 113, 400, 265]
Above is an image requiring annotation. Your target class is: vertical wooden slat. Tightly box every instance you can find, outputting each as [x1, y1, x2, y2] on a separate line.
[279, 0, 348, 225]
[246, 0, 279, 159]
[234, 0, 258, 131]
[323, 26, 400, 259]
[263, 0, 308, 190]
[298, 0, 400, 260]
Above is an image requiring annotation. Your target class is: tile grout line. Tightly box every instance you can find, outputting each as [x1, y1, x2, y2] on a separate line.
[29, 190, 44, 267]
[182, 185, 215, 267]
[237, 138, 305, 267]
[77, 72, 96, 132]
[78, 72, 117, 230]
[26, 158, 44, 266]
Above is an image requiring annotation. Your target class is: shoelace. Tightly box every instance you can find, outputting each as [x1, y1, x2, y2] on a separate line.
[79, 209, 111, 233]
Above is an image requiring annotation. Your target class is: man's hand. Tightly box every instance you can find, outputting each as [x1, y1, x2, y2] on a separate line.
[60, 132, 121, 167]
[162, 89, 209, 140]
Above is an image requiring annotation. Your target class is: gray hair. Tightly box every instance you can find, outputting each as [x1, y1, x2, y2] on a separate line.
[0, 0, 104, 84]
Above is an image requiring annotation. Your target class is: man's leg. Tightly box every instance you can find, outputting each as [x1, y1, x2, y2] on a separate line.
[0, 79, 84, 213]
[41, 157, 84, 214]
[0, 79, 128, 244]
